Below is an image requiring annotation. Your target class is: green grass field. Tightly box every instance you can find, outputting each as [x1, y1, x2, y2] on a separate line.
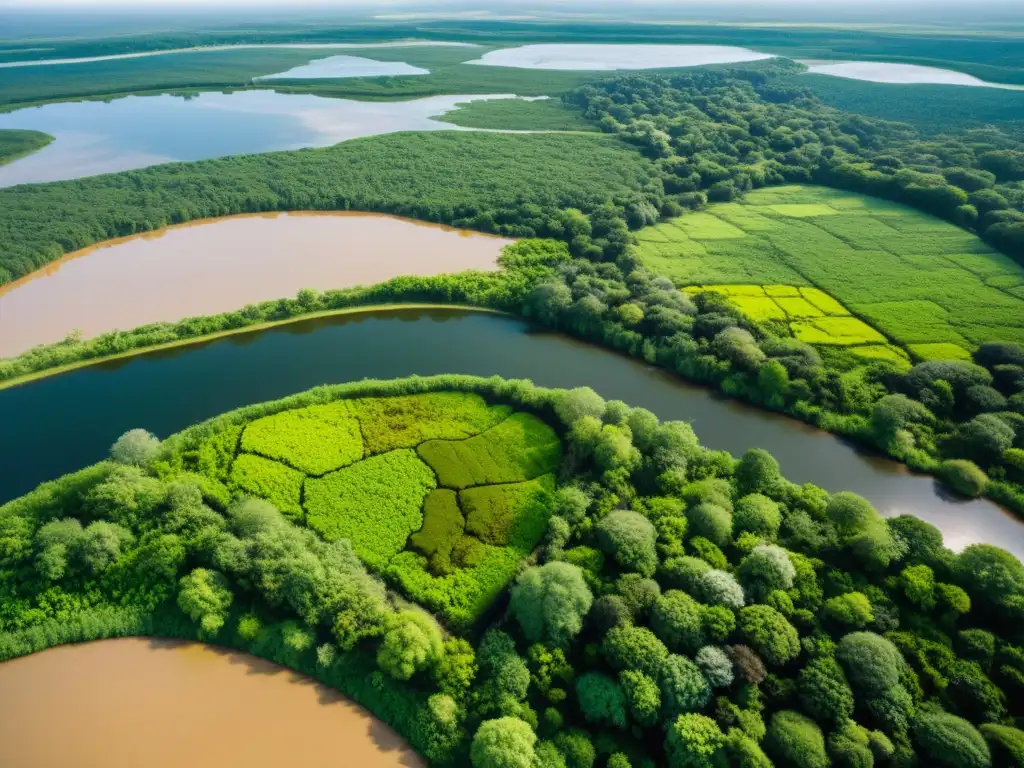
[184, 391, 562, 628]
[640, 185, 1024, 357]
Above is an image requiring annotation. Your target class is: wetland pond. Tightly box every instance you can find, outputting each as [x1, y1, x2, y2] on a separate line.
[0, 213, 510, 357]
[0, 90, 518, 186]
[801, 60, 1024, 89]
[1, 307, 1020, 558]
[0, 638, 423, 768]
[468, 43, 775, 70]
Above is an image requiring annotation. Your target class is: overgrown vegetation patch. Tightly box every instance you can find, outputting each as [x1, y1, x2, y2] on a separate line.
[240, 404, 363, 475]
[228, 453, 304, 521]
[644, 186, 1024, 355]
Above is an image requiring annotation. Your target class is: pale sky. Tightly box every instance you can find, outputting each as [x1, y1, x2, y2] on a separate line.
[1, 0, 1014, 7]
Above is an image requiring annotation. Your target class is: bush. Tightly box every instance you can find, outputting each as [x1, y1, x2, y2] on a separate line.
[828, 720, 874, 768]
[110, 428, 161, 466]
[937, 460, 989, 498]
[837, 632, 905, 697]
[686, 503, 733, 547]
[659, 654, 713, 719]
[798, 656, 855, 723]
[596, 510, 658, 577]
[665, 713, 727, 768]
[177, 567, 233, 636]
[377, 610, 444, 681]
[651, 590, 706, 654]
[765, 710, 829, 768]
[823, 593, 874, 629]
[510, 562, 593, 646]
[737, 545, 796, 600]
[620, 670, 661, 727]
[980, 723, 1024, 768]
[554, 729, 596, 768]
[913, 711, 991, 768]
[471, 717, 538, 768]
[733, 494, 783, 540]
[575, 673, 627, 729]
[602, 625, 669, 677]
[735, 449, 785, 497]
[739, 605, 801, 667]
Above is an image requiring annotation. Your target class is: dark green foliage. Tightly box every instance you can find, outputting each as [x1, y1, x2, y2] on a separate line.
[955, 544, 1024, 618]
[659, 654, 713, 719]
[837, 632, 906, 698]
[575, 673, 627, 729]
[510, 562, 593, 647]
[665, 713, 727, 768]
[827, 720, 875, 768]
[409, 489, 465, 575]
[799, 656, 855, 724]
[0, 129, 52, 165]
[650, 590, 705, 655]
[913, 711, 991, 768]
[739, 605, 801, 667]
[620, 670, 661, 728]
[766, 710, 830, 768]
[938, 460, 989, 498]
[735, 449, 785, 498]
[602, 625, 669, 678]
[553, 729, 596, 768]
[980, 723, 1024, 768]
[686, 503, 733, 548]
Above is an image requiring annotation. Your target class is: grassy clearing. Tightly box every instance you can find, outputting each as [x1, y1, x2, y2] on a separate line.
[228, 453, 304, 521]
[177, 391, 564, 628]
[305, 449, 438, 570]
[417, 412, 561, 489]
[643, 185, 1024, 356]
[240, 404, 363, 475]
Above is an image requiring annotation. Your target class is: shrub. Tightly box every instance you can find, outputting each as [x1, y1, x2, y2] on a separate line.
[954, 544, 1024, 617]
[739, 605, 800, 667]
[177, 567, 233, 636]
[733, 494, 783, 540]
[955, 414, 1015, 465]
[620, 670, 661, 727]
[409, 489, 465, 575]
[553, 729, 596, 768]
[695, 646, 734, 688]
[596, 510, 658, 577]
[765, 711, 829, 768]
[798, 656, 855, 723]
[575, 673, 627, 729]
[738, 545, 796, 600]
[659, 654, 713, 718]
[110, 428, 161, 466]
[980, 723, 1024, 768]
[828, 720, 874, 768]
[651, 590, 706, 654]
[837, 632, 905, 697]
[823, 593, 874, 629]
[735, 448, 785, 497]
[661, 556, 713, 592]
[913, 711, 991, 768]
[697, 569, 745, 610]
[510, 562, 593, 646]
[471, 717, 537, 768]
[590, 595, 632, 633]
[665, 713, 727, 768]
[686, 503, 733, 547]
[602, 625, 669, 677]
[937, 460, 989, 498]
[615, 573, 661, 619]
[377, 610, 444, 681]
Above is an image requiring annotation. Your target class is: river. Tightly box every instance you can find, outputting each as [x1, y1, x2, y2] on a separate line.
[0, 307, 1018, 557]
[0, 638, 424, 768]
[0, 213, 509, 357]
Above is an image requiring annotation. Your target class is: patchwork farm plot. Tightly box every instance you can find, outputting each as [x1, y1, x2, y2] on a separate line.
[685, 283, 911, 367]
[171, 392, 562, 628]
[638, 185, 1024, 359]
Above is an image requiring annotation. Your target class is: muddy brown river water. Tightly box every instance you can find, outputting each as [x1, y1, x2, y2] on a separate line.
[0, 638, 424, 768]
[0, 212, 509, 357]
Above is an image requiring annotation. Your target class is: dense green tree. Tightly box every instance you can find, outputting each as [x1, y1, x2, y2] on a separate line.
[686, 503, 733, 547]
[471, 717, 537, 768]
[596, 510, 658, 577]
[740, 605, 801, 667]
[510, 562, 593, 646]
[738, 545, 796, 600]
[651, 590, 706, 654]
[576, 673, 627, 729]
[602, 625, 669, 677]
[955, 544, 1024, 618]
[733, 494, 783, 540]
[837, 632, 906, 698]
[913, 711, 991, 768]
[735, 449, 785, 497]
[823, 593, 874, 629]
[666, 713, 727, 768]
[110, 428, 161, 466]
[177, 567, 233, 635]
[980, 723, 1024, 768]
[620, 669, 661, 727]
[553, 730, 596, 768]
[828, 719, 875, 768]
[766, 711, 830, 768]
[799, 656, 856, 724]
[659, 654, 713, 719]
[377, 610, 444, 681]
[697, 569, 746, 610]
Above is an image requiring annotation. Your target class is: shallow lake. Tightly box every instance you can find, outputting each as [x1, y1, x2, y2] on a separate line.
[0, 638, 423, 768]
[0, 90, 513, 186]
[0, 307, 1019, 557]
[468, 44, 776, 70]
[801, 60, 1022, 89]
[0, 213, 509, 357]
[255, 54, 429, 80]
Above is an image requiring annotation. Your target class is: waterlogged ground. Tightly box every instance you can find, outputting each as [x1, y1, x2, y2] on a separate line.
[0, 90, 524, 186]
[0, 212, 510, 356]
[0, 638, 424, 768]
[468, 43, 776, 70]
[801, 60, 1024, 89]
[256, 54, 429, 80]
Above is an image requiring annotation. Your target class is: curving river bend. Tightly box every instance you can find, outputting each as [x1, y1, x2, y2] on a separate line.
[0, 307, 1019, 558]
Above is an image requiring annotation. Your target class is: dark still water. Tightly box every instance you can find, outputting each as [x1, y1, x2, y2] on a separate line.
[1, 308, 1018, 556]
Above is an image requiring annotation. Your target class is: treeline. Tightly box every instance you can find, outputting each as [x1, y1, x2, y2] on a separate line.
[0, 129, 52, 165]
[0, 130, 657, 284]
[566, 67, 1024, 264]
[4, 374, 1024, 767]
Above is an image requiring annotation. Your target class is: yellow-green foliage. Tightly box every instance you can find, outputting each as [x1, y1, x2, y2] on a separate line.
[849, 345, 912, 369]
[909, 343, 974, 361]
[347, 392, 511, 453]
[776, 297, 824, 318]
[241, 404, 362, 475]
[228, 454, 304, 520]
[305, 450, 437, 570]
[461, 475, 556, 547]
[417, 413, 561, 489]
[639, 185, 1024, 353]
[409, 489, 466, 575]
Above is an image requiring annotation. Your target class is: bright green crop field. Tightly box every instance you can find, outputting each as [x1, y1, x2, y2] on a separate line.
[639, 185, 1024, 358]
[166, 390, 561, 628]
